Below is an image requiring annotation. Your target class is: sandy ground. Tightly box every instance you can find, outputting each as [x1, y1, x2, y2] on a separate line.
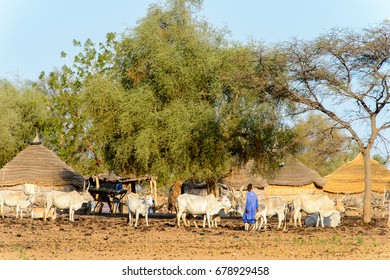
[0, 211, 389, 260]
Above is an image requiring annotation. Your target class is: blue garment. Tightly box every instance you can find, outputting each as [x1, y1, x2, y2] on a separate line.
[242, 191, 258, 224]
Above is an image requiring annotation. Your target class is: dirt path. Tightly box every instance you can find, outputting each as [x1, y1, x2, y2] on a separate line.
[0, 213, 389, 260]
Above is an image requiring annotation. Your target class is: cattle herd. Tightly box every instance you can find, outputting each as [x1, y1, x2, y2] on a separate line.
[0, 182, 348, 231]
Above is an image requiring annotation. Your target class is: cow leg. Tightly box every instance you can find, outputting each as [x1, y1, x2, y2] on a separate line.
[145, 212, 149, 226]
[43, 206, 51, 221]
[257, 218, 263, 230]
[298, 211, 303, 227]
[69, 208, 74, 222]
[293, 209, 300, 227]
[52, 209, 57, 221]
[182, 213, 189, 227]
[135, 211, 139, 227]
[282, 208, 288, 230]
[1, 202, 4, 218]
[176, 210, 183, 228]
[213, 216, 219, 228]
[202, 215, 207, 228]
[206, 213, 212, 228]
[263, 215, 267, 230]
[319, 214, 324, 227]
[277, 212, 283, 229]
[128, 212, 133, 226]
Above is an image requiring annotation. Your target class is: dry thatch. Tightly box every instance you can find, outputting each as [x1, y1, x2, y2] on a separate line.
[264, 157, 325, 200]
[0, 140, 84, 190]
[324, 153, 390, 194]
[266, 157, 326, 188]
[221, 160, 268, 190]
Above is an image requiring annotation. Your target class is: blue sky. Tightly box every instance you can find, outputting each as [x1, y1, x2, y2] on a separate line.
[1, 0, 389, 82]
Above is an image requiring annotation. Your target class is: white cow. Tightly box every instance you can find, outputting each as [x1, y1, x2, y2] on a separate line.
[0, 190, 35, 219]
[15, 194, 36, 219]
[293, 193, 345, 227]
[236, 187, 288, 230]
[31, 207, 57, 220]
[187, 200, 231, 229]
[257, 196, 288, 230]
[176, 194, 232, 228]
[253, 204, 268, 230]
[126, 193, 154, 227]
[44, 185, 94, 222]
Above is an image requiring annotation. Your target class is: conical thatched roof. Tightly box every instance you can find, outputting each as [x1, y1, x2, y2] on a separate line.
[324, 153, 390, 194]
[267, 157, 326, 188]
[221, 160, 268, 190]
[0, 139, 85, 189]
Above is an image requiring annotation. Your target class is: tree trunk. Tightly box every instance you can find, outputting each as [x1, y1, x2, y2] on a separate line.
[206, 179, 219, 197]
[362, 150, 372, 223]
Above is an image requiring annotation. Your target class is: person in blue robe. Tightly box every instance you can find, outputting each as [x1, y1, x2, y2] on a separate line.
[242, 183, 258, 230]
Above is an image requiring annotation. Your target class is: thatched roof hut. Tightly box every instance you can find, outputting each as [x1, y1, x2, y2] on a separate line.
[221, 160, 268, 191]
[264, 157, 326, 200]
[324, 153, 390, 194]
[0, 137, 85, 191]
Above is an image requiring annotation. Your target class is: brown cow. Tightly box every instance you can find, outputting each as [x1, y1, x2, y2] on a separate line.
[168, 179, 183, 213]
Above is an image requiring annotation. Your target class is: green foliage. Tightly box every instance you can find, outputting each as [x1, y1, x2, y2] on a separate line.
[372, 154, 387, 165]
[89, 0, 296, 182]
[0, 80, 48, 167]
[293, 113, 358, 176]
[6, 0, 297, 184]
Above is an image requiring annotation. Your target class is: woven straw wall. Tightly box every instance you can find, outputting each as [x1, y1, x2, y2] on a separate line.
[264, 183, 323, 202]
[324, 154, 390, 194]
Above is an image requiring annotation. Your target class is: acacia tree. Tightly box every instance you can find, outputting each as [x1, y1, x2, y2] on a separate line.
[281, 21, 390, 223]
[0, 80, 48, 166]
[36, 32, 117, 175]
[82, 0, 296, 189]
[293, 113, 357, 176]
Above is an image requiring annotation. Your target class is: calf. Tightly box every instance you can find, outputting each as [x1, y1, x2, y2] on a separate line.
[293, 194, 345, 227]
[258, 196, 288, 230]
[31, 207, 57, 220]
[15, 194, 35, 219]
[126, 193, 154, 227]
[254, 204, 268, 230]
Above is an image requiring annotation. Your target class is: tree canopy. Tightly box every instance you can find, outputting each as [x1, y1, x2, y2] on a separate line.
[278, 21, 390, 222]
[79, 0, 296, 183]
[0, 80, 48, 167]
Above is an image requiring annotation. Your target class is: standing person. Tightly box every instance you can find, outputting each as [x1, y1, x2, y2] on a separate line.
[242, 183, 258, 230]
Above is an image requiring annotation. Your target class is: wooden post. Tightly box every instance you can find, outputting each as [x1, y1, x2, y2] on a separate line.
[95, 176, 100, 189]
[150, 179, 157, 207]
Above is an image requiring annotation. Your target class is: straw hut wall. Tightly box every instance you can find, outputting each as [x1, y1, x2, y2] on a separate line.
[264, 157, 326, 201]
[0, 139, 85, 197]
[324, 153, 390, 194]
